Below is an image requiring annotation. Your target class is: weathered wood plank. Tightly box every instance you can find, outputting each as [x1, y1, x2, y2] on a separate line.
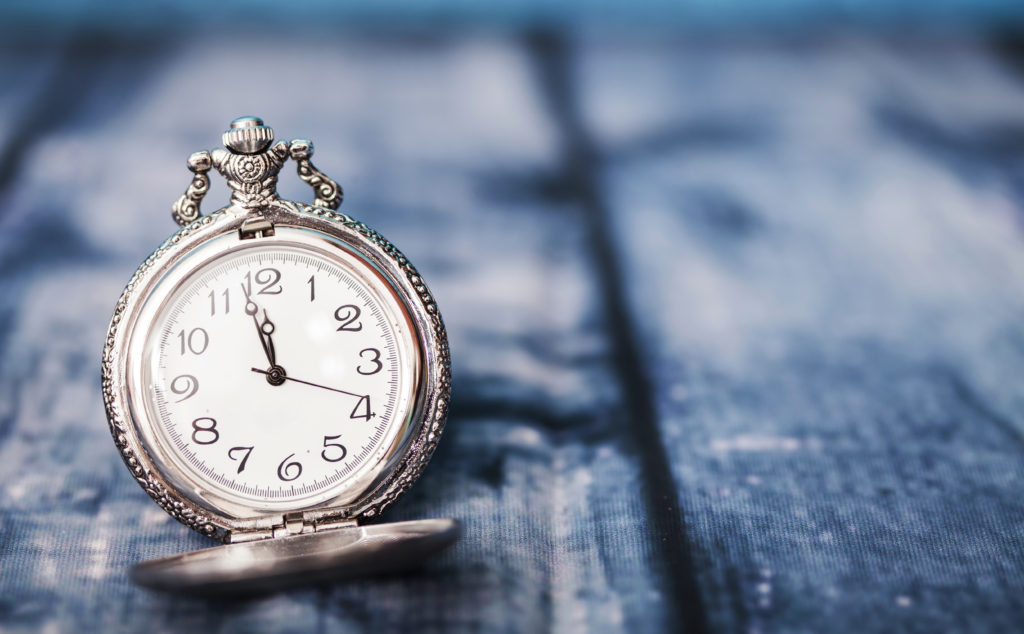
[580, 34, 1024, 632]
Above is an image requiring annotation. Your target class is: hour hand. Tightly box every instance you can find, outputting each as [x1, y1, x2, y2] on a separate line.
[256, 312, 277, 367]
[242, 284, 284, 384]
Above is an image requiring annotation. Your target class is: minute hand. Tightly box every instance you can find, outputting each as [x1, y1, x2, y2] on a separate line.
[250, 368, 363, 398]
[241, 284, 277, 368]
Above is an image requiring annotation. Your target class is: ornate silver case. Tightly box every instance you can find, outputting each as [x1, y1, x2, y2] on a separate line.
[100, 118, 455, 593]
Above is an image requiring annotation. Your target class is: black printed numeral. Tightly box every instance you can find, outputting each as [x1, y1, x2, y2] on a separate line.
[357, 348, 382, 375]
[244, 268, 282, 296]
[350, 395, 374, 421]
[208, 288, 230, 315]
[177, 327, 209, 355]
[334, 304, 363, 331]
[228, 446, 253, 473]
[191, 417, 219, 445]
[277, 454, 302, 481]
[170, 374, 199, 402]
[321, 435, 348, 462]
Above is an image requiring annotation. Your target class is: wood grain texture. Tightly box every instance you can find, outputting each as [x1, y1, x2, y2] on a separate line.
[0, 30, 1022, 633]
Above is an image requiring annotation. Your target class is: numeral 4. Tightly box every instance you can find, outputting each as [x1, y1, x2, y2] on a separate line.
[350, 395, 374, 420]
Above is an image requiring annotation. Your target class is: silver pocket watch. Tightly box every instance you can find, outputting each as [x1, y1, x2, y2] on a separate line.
[101, 117, 456, 593]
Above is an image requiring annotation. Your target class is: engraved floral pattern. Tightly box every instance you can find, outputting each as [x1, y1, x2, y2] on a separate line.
[171, 133, 342, 225]
[233, 153, 268, 182]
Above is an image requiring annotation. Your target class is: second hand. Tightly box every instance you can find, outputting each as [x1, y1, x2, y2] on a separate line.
[250, 368, 363, 399]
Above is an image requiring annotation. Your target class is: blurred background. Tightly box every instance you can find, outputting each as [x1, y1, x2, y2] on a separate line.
[1, 1, 1024, 632]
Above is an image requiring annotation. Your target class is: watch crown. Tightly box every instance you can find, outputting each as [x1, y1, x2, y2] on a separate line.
[223, 116, 274, 154]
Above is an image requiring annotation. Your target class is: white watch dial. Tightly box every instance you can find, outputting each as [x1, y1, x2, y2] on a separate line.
[138, 241, 418, 511]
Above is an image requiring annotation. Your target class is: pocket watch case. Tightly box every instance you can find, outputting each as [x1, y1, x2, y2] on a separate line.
[101, 117, 455, 593]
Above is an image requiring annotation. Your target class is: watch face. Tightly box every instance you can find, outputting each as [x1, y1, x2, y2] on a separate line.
[128, 230, 421, 513]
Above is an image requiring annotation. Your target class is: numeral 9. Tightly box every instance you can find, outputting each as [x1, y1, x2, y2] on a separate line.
[170, 374, 198, 402]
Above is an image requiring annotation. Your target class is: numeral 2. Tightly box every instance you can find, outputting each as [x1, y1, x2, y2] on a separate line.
[334, 304, 363, 331]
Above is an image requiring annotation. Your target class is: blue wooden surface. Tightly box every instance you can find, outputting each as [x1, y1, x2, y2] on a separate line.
[0, 29, 1023, 633]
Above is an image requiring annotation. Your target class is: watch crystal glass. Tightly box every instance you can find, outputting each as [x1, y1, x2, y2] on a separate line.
[129, 234, 419, 513]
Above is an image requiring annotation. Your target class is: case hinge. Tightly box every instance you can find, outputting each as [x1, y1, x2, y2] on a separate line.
[229, 513, 359, 543]
[238, 215, 275, 240]
[273, 512, 311, 538]
[271, 512, 359, 539]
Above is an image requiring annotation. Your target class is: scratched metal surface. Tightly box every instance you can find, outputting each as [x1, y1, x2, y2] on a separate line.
[0, 29, 1023, 633]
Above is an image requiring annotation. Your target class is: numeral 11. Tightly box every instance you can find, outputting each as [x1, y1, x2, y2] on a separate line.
[208, 288, 229, 315]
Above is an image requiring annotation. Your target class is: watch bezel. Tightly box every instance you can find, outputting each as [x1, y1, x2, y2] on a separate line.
[101, 202, 451, 542]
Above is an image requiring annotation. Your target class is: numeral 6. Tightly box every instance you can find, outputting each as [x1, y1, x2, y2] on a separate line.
[277, 453, 302, 481]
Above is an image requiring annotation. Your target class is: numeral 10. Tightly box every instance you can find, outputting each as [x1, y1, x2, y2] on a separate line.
[177, 328, 209, 355]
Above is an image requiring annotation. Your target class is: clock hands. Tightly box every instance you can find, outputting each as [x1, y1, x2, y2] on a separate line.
[242, 284, 287, 386]
[250, 367, 364, 399]
[239, 281, 369, 409]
